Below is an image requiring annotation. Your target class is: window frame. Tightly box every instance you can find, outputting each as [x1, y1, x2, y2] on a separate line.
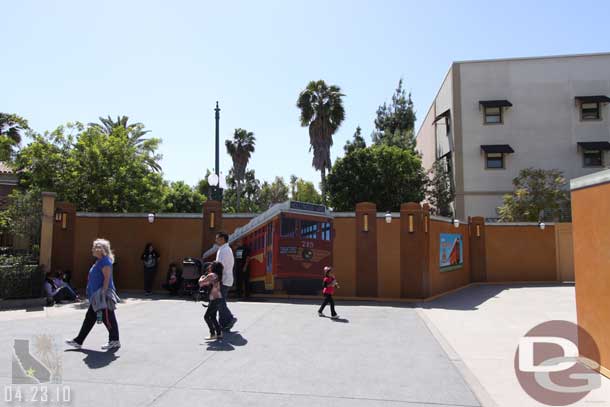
[581, 102, 601, 121]
[484, 106, 503, 125]
[300, 220, 319, 240]
[280, 216, 296, 238]
[485, 152, 505, 169]
[583, 149, 604, 167]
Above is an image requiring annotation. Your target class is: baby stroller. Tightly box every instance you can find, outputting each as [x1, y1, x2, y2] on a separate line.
[181, 257, 203, 300]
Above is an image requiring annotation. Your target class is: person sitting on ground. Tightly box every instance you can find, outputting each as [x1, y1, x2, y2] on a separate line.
[59, 269, 80, 299]
[162, 263, 183, 296]
[44, 269, 77, 305]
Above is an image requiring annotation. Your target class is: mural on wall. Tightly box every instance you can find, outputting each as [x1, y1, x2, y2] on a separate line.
[440, 233, 463, 272]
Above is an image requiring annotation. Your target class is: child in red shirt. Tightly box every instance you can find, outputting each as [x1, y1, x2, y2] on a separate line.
[318, 266, 339, 319]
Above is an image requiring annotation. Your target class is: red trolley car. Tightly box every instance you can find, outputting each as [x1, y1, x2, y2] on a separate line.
[203, 201, 333, 294]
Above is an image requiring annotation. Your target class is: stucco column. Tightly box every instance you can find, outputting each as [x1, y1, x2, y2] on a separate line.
[355, 202, 378, 297]
[469, 216, 487, 282]
[400, 202, 430, 298]
[39, 192, 57, 268]
[202, 200, 223, 255]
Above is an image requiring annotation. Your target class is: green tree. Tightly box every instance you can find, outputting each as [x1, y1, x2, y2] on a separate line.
[225, 128, 256, 211]
[258, 176, 289, 210]
[371, 79, 416, 151]
[89, 115, 162, 172]
[296, 80, 346, 198]
[223, 169, 262, 213]
[292, 178, 323, 204]
[163, 181, 206, 213]
[0, 113, 30, 162]
[343, 126, 366, 155]
[427, 159, 454, 217]
[195, 170, 212, 198]
[497, 168, 570, 222]
[326, 145, 426, 211]
[15, 123, 166, 212]
[2, 188, 42, 251]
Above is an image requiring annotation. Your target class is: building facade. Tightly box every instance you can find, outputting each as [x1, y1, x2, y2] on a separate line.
[416, 53, 610, 220]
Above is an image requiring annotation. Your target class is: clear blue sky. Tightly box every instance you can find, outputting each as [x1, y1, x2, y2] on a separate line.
[4, 0, 610, 188]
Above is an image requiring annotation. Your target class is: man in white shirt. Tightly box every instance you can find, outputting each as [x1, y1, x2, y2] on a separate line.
[214, 232, 237, 331]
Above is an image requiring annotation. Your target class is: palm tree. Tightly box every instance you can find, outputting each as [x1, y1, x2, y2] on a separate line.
[296, 80, 345, 198]
[225, 128, 256, 211]
[0, 113, 29, 161]
[89, 115, 161, 172]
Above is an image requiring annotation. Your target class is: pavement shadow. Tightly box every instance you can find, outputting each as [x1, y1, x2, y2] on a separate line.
[65, 348, 120, 369]
[331, 317, 349, 323]
[420, 283, 575, 311]
[203, 331, 248, 351]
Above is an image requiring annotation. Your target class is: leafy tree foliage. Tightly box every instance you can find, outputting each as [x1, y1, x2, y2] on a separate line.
[326, 145, 426, 211]
[427, 159, 454, 217]
[371, 79, 416, 151]
[343, 126, 366, 155]
[497, 168, 570, 222]
[0, 113, 30, 162]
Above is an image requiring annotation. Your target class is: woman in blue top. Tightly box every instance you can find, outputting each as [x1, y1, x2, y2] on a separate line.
[66, 239, 121, 350]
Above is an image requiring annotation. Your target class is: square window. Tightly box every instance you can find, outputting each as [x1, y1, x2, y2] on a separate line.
[581, 102, 600, 121]
[485, 152, 504, 169]
[301, 220, 319, 239]
[484, 106, 502, 124]
[280, 217, 296, 237]
[583, 149, 603, 167]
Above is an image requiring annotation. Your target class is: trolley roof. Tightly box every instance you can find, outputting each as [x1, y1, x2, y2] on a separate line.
[202, 200, 333, 259]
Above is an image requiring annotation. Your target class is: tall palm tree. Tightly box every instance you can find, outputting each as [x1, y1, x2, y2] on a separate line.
[89, 115, 161, 172]
[296, 80, 345, 198]
[0, 113, 29, 161]
[225, 128, 256, 211]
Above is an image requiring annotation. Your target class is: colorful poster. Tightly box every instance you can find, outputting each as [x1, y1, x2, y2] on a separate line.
[440, 233, 463, 271]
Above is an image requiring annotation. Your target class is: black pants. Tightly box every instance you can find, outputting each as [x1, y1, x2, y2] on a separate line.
[318, 294, 337, 316]
[144, 267, 157, 293]
[204, 299, 222, 336]
[74, 305, 119, 344]
[162, 282, 180, 295]
[53, 286, 76, 302]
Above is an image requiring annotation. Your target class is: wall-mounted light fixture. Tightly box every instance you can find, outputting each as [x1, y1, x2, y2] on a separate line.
[148, 213, 155, 224]
[476, 225, 481, 237]
[408, 214, 414, 233]
[538, 222, 546, 230]
[210, 211, 216, 229]
[424, 215, 428, 233]
[363, 214, 369, 232]
[61, 213, 67, 230]
[54, 209, 62, 222]
[453, 218, 460, 228]
[385, 212, 392, 224]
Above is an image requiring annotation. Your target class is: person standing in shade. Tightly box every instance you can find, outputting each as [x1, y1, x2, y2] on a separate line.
[318, 266, 339, 319]
[66, 238, 121, 350]
[233, 239, 251, 299]
[141, 243, 160, 295]
[214, 232, 237, 331]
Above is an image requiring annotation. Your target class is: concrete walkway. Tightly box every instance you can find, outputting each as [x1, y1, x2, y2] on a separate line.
[0, 296, 480, 407]
[419, 284, 610, 407]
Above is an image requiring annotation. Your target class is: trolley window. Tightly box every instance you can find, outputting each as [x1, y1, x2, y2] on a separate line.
[281, 217, 296, 237]
[301, 220, 319, 239]
[267, 223, 273, 245]
[321, 222, 331, 241]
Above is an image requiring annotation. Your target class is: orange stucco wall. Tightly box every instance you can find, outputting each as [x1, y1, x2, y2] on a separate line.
[377, 218, 401, 298]
[332, 218, 356, 297]
[72, 215, 251, 291]
[572, 181, 610, 377]
[427, 220, 471, 297]
[485, 225, 557, 282]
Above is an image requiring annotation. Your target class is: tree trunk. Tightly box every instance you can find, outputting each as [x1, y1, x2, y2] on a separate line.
[236, 181, 241, 212]
[320, 167, 326, 203]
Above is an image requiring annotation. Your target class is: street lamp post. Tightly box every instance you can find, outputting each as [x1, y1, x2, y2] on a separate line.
[209, 102, 223, 201]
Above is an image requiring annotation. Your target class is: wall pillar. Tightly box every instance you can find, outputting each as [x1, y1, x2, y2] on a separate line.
[400, 202, 430, 298]
[51, 202, 76, 273]
[202, 200, 223, 254]
[355, 202, 378, 297]
[39, 192, 57, 269]
[469, 216, 487, 282]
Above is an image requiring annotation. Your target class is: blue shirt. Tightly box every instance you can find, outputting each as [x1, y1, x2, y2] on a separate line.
[86, 256, 115, 298]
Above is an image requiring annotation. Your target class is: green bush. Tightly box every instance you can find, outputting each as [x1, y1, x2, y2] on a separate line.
[0, 261, 43, 299]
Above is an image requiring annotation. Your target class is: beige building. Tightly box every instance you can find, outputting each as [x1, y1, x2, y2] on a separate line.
[416, 52, 610, 220]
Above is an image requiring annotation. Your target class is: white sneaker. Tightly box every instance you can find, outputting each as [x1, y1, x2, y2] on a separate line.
[205, 334, 217, 341]
[101, 340, 121, 350]
[65, 340, 81, 349]
[318, 311, 324, 317]
[331, 314, 340, 319]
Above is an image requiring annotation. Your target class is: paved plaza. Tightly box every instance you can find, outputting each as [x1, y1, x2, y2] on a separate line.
[0, 284, 608, 407]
